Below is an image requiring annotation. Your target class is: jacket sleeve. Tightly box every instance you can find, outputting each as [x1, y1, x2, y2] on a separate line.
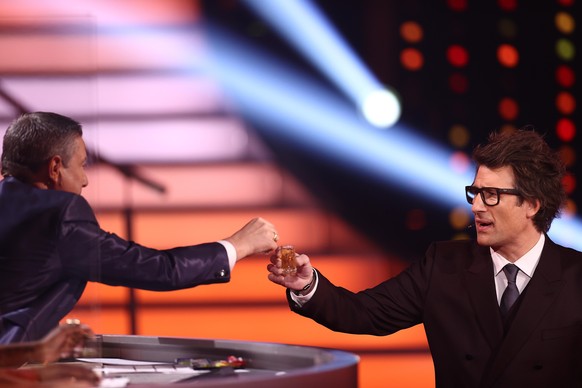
[288, 246, 435, 336]
[57, 195, 231, 290]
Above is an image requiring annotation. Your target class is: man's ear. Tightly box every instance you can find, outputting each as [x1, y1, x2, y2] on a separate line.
[47, 155, 63, 187]
[526, 198, 541, 218]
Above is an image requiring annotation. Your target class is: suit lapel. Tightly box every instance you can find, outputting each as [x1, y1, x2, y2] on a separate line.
[465, 244, 504, 350]
[484, 237, 565, 385]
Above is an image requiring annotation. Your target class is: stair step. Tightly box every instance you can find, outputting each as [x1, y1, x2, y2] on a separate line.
[94, 208, 382, 254]
[84, 164, 315, 210]
[0, 0, 202, 74]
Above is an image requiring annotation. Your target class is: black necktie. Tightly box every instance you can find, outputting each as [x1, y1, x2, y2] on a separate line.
[500, 264, 520, 318]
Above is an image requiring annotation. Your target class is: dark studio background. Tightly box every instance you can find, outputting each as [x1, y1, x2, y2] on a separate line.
[201, 0, 580, 261]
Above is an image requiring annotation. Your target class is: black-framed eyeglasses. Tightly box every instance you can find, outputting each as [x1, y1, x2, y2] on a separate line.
[465, 186, 521, 206]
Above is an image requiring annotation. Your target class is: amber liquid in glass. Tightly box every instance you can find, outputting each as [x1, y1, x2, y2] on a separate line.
[279, 245, 296, 275]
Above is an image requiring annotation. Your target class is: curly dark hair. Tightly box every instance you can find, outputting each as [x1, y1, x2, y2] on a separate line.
[472, 128, 566, 233]
[1, 112, 83, 182]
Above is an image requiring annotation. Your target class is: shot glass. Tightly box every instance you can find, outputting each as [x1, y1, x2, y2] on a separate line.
[279, 245, 297, 275]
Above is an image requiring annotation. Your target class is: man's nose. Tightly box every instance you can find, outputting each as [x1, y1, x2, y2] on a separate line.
[471, 194, 486, 211]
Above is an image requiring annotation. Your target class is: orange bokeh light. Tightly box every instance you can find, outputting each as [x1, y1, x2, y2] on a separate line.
[556, 91, 576, 115]
[400, 21, 423, 43]
[498, 97, 519, 120]
[400, 48, 424, 71]
[497, 44, 519, 68]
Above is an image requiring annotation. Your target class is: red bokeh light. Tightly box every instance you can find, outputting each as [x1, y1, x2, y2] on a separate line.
[448, 73, 469, 94]
[556, 118, 576, 142]
[562, 173, 576, 195]
[556, 65, 576, 88]
[446, 45, 469, 67]
[447, 0, 468, 12]
[498, 0, 518, 11]
[498, 97, 519, 120]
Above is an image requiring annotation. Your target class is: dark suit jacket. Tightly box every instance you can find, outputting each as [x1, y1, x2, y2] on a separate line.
[289, 238, 582, 387]
[0, 177, 230, 343]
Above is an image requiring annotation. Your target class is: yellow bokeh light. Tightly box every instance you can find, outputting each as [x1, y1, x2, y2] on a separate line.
[498, 18, 518, 39]
[449, 206, 472, 230]
[448, 124, 470, 148]
[562, 199, 578, 218]
[556, 38, 575, 61]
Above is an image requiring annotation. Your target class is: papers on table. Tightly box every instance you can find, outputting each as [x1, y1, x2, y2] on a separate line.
[77, 358, 210, 384]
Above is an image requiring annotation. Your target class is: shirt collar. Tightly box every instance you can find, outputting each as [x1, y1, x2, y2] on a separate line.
[491, 233, 545, 278]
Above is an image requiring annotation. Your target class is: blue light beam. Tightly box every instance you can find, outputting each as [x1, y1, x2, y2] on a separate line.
[242, 0, 401, 128]
[202, 25, 582, 252]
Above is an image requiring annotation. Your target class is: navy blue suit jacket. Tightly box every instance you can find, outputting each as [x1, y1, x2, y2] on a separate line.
[289, 238, 582, 387]
[0, 177, 230, 343]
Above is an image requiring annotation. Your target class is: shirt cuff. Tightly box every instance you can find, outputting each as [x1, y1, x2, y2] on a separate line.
[218, 240, 237, 271]
[289, 269, 319, 307]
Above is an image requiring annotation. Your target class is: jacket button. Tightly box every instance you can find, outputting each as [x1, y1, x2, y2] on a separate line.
[465, 354, 474, 361]
[216, 269, 226, 278]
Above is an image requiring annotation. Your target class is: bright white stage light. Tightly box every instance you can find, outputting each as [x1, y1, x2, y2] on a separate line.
[243, 0, 401, 128]
[361, 89, 401, 128]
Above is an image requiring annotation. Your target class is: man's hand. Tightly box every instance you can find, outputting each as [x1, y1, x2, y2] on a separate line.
[36, 323, 94, 363]
[0, 322, 95, 368]
[268, 249, 314, 293]
[225, 217, 279, 261]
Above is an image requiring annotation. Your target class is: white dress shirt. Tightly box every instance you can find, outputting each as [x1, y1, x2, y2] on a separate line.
[491, 233, 545, 305]
[218, 240, 237, 270]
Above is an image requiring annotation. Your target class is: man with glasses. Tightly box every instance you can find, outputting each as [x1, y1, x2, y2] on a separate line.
[268, 129, 582, 387]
